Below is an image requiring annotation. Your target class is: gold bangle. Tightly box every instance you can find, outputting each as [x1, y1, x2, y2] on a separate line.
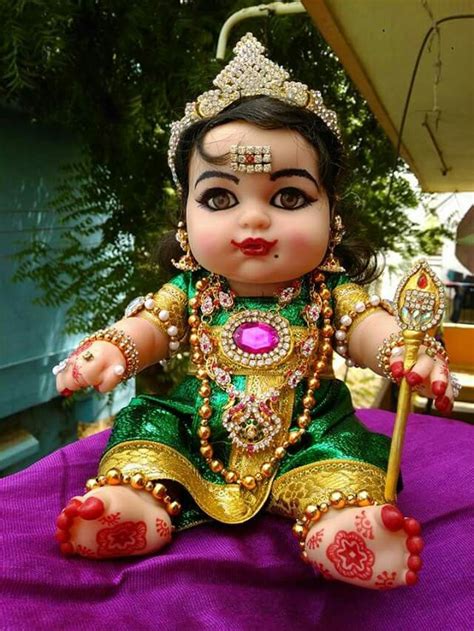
[79, 327, 139, 380]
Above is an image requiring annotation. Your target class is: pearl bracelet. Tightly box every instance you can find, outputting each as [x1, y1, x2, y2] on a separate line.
[376, 332, 449, 382]
[334, 295, 395, 367]
[124, 293, 181, 356]
[79, 327, 139, 380]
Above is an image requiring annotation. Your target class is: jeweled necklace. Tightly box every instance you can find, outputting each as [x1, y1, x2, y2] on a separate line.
[188, 271, 334, 491]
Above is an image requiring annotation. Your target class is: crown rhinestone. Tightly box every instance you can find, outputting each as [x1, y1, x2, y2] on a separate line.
[168, 33, 341, 189]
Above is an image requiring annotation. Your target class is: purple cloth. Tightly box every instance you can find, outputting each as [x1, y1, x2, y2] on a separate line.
[1, 410, 472, 631]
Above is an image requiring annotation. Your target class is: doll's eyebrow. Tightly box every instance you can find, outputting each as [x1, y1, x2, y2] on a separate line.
[270, 168, 320, 190]
[194, 170, 240, 189]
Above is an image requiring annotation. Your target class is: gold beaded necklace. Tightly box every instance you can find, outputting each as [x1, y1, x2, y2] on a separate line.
[188, 271, 334, 491]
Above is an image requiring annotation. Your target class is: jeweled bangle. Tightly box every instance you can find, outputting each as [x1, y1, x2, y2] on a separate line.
[124, 291, 182, 356]
[334, 295, 395, 367]
[79, 327, 139, 380]
[376, 332, 449, 382]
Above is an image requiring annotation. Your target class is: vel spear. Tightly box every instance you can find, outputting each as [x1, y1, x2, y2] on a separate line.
[384, 259, 446, 502]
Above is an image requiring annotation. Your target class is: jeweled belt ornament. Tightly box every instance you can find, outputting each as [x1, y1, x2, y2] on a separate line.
[188, 273, 334, 491]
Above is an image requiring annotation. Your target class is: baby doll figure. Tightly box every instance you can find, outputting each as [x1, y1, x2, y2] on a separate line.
[53, 35, 454, 589]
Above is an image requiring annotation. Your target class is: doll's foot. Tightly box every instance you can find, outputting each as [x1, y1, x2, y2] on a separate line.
[305, 504, 423, 590]
[55, 485, 173, 559]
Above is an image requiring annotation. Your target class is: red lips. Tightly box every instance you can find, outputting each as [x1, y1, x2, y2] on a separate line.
[231, 238, 278, 256]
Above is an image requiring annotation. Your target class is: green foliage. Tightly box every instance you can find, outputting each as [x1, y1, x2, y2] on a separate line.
[1, 0, 421, 332]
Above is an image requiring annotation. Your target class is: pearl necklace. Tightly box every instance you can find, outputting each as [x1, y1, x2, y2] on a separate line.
[188, 271, 334, 491]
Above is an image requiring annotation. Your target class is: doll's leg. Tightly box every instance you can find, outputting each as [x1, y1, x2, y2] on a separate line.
[55, 481, 176, 559]
[297, 501, 423, 590]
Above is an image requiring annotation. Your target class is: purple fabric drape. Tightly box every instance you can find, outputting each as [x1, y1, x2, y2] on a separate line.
[1, 409, 473, 631]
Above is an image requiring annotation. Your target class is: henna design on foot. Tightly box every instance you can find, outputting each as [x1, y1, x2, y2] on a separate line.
[99, 512, 121, 526]
[156, 518, 172, 540]
[96, 521, 147, 557]
[354, 510, 374, 540]
[306, 528, 324, 550]
[326, 530, 375, 581]
[375, 570, 397, 590]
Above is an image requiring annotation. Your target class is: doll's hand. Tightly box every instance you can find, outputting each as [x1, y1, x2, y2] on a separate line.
[55, 341, 126, 396]
[389, 348, 455, 414]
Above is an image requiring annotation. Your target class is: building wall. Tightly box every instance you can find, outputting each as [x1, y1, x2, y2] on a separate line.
[0, 107, 133, 474]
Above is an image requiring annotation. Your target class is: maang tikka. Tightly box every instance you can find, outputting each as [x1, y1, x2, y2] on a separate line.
[318, 215, 346, 273]
[171, 221, 201, 271]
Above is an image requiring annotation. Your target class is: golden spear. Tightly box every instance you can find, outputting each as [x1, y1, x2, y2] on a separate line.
[384, 259, 446, 502]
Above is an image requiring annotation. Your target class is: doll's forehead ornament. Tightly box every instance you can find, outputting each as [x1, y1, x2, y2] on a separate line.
[229, 144, 272, 173]
[167, 33, 340, 189]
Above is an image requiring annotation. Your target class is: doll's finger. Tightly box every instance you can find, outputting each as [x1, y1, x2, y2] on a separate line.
[388, 347, 405, 379]
[429, 360, 449, 397]
[435, 376, 454, 414]
[94, 363, 126, 393]
[405, 353, 433, 388]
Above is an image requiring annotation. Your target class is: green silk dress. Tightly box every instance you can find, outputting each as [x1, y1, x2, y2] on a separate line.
[98, 271, 392, 531]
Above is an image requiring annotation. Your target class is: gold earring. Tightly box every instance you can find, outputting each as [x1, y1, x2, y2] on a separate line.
[171, 222, 201, 271]
[317, 215, 346, 273]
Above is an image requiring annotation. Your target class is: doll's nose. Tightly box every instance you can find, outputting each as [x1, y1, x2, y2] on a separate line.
[238, 205, 271, 230]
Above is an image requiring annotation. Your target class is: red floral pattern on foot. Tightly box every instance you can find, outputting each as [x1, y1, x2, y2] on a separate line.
[354, 510, 374, 540]
[306, 528, 324, 550]
[375, 570, 397, 590]
[96, 521, 147, 557]
[326, 530, 375, 581]
[99, 512, 121, 526]
[77, 545, 97, 559]
[156, 518, 171, 540]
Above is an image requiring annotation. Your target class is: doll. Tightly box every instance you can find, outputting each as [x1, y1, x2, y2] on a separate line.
[53, 34, 455, 589]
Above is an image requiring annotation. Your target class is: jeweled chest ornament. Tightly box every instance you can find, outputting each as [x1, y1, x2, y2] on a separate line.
[188, 273, 334, 491]
[230, 145, 272, 174]
[221, 310, 291, 368]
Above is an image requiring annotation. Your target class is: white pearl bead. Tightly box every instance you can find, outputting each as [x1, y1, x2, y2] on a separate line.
[369, 294, 380, 306]
[355, 301, 366, 313]
[167, 325, 178, 337]
[336, 345, 347, 355]
[144, 298, 155, 309]
[158, 309, 169, 321]
[169, 341, 180, 351]
[335, 330, 346, 341]
[341, 315, 352, 327]
[113, 365, 125, 376]
[345, 358, 355, 367]
[391, 346, 403, 356]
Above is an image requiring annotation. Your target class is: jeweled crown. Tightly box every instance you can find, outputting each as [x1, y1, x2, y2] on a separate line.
[168, 33, 341, 189]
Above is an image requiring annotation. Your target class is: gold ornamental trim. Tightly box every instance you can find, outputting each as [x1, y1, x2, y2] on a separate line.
[268, 459, 388, 520]
[332, 283, 378, 340]
[139, 282, 188, 340]
[99, 440, 278, 524]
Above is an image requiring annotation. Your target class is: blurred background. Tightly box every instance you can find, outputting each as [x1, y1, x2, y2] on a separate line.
[1, 0, 473, 476]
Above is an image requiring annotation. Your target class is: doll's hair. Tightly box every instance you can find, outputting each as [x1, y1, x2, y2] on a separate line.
[157, 96, 380, 284]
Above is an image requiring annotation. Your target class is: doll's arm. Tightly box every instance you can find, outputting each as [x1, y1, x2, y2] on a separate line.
[56, 280, 188, 395]
[333, 283, 455, 414]
[56, 317, 170, 395]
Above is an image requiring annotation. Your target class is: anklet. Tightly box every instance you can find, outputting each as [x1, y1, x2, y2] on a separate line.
[85, 468, 182, 517]
[292, 489, 376, 563]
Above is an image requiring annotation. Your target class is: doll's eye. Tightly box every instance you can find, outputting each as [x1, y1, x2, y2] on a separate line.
[271, 187, 315, 210]
[197, 188, 238, 211]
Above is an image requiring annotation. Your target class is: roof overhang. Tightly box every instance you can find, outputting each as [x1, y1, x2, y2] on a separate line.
[303, 0, 474, 192]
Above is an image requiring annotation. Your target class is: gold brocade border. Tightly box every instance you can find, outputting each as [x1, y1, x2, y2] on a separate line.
[268, 459, 388, 520]
[99, 440, 278, 524]
[139, 282, 188, 340]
